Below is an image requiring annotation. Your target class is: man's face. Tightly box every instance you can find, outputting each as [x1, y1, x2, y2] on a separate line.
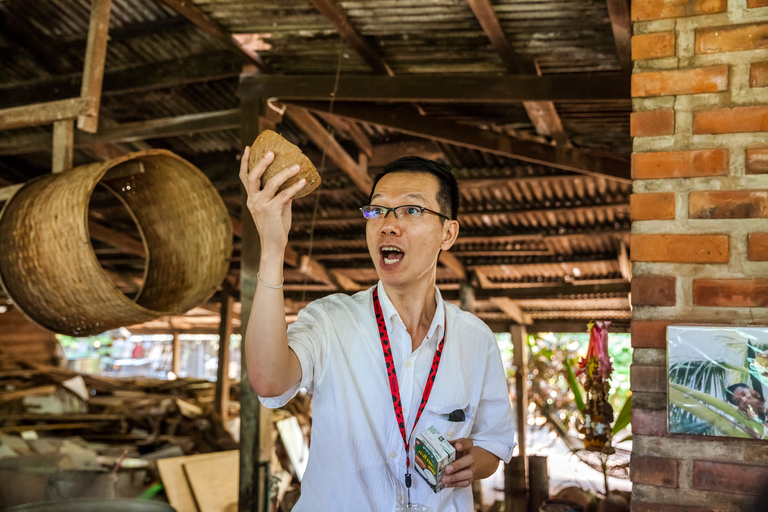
[366, 172, 458, 288]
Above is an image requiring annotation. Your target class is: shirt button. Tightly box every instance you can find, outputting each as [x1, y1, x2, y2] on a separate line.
[447, 430, 454, 437]
[390, 451, 397, 458]
[405, 360, 412, 368]
[397, 494, 403, 502]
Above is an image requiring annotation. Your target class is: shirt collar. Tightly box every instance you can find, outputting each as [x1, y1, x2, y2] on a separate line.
[375, 281, 446, 343]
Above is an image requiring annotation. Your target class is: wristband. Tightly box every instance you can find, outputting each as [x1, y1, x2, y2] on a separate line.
[256, 272, 283, 289]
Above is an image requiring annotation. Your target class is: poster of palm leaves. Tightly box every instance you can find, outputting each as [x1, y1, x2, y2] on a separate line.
[668, 326, 768, 438]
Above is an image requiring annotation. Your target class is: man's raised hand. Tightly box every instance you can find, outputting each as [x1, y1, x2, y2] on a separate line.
[239, 146, 306, 252]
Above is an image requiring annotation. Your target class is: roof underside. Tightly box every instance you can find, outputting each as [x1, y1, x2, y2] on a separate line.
[0, 0, 632, 333]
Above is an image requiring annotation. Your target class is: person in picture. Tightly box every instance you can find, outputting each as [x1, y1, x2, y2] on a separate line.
[726, 382, 766, 422]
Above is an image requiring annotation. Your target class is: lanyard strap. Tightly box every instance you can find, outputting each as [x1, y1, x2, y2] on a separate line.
[373, 287, 445, 485]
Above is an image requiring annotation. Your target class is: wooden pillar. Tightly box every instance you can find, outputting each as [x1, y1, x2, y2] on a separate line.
[528, 455, 549, 512]
[506, 323, 529, 512]
[52, 119, 74, 173]
[458, 280, 482, 505]
[171, 330, 181, 376]
[215, 294, 234, 423]
[78, 0, 112, 133]
[238, 96, 276, 512]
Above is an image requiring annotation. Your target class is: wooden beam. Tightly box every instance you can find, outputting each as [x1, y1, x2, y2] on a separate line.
[78, 0, 112, 133]
[290, 200, 629, 228]
[293, 102, 631, 183]
[328, 269, 364, 292]
[510, 323, 528, 455]
[0, 4, 75, 74]
[316, 111, 373, 158]
[285, 106, 373, 193]
[299, 255, 334, 285]
[0, 109, 241, 155]
[490, 297, 533, 325]
[284, 282, 631, 302]
[369, 140, 444, 167]
[0, 52, 243, 109]
[459, 282, 475, 313]
[0, 98, 89, 131]
[171, 330, 181, 377]
[466, 0, 570, 146]
[439, 251, 466, 280]
[606, 0, 632, 73]
[618, 239, 632, 282]
[241, 73, 630, 103]
[474, 268, 494, 289]
[215, 294, 234, 423]
[308, 0, 393, 76]
[52, 119, 74, 173]
[87, 220, 146, 258]
[156, 0, 271, 71]
[467, 0, 519, 72]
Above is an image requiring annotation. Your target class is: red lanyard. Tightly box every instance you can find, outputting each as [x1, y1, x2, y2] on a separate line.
[373, 287, 445, 490]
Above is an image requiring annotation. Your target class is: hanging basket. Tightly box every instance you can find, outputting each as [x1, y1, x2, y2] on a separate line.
[0, 149, 233, 336]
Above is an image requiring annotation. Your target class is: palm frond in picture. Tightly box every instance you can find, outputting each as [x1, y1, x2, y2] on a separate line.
[667, 326, 768, 438]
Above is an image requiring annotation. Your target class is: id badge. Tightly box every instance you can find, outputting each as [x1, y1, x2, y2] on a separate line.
[395, 503, 431, 512]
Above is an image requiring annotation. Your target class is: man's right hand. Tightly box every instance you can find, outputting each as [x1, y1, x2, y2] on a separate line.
[239, 146, 306, 252]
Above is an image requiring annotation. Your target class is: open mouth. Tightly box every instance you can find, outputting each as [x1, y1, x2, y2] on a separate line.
[380, 245, 404, 266]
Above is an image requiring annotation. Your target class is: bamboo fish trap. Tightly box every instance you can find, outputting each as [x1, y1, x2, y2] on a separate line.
[0, 149, 232, 336]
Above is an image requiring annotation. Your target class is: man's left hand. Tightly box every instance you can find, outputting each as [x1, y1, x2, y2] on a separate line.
[442, 438, 475, 488]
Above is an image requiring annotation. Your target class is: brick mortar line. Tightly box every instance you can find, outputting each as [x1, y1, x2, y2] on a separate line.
[632, 176, 768, 193]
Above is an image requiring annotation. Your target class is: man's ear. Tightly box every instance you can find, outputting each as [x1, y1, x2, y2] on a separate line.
[441, 220, 459, 251]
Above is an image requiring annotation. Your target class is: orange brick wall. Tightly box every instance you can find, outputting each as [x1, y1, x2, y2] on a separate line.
[630, 0, 768, 510]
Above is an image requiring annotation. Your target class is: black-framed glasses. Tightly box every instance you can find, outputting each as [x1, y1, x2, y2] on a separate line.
[359, 204, 450, 221]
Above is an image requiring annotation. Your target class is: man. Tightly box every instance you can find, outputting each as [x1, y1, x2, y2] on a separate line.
[726, 382, 766, 422]
[239, 148, 515, 511]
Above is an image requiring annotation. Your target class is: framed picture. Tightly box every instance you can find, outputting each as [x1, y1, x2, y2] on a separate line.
[668, 326, 768, 438]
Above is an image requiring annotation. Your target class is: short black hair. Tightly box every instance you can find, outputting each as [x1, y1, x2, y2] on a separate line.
[369, 156, 459, 220]
[726, 383, 750, 405]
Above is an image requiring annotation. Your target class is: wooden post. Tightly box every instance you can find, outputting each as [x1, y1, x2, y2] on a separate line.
[78, 0, 112, 133]
[52, 119, 74, 173]
[215, 294, 234, 423]
[171, 330, 181, 377]
[238, 96, 276, 512]
[528, 455, 549, 512]
[506, 323, 529, 512]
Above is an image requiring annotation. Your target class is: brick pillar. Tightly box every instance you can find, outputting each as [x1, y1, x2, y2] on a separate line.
[630, 0, 768, 510]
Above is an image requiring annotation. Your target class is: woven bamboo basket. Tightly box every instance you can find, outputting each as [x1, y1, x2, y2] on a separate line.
[0, 149, 233, 336]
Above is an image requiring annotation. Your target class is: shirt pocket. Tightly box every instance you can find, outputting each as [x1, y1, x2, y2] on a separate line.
[424, 401, 475, 441]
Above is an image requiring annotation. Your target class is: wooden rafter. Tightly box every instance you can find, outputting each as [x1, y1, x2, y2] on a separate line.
[0, 98, 90, 132]
[78, 0, 112, 133]
[155, 0, 272, 71]
[489, 297, 533, 325]
[0, 52, 243, 109]
[439, 251, 466, 280]
[292, 101, 631, 183]
[467, 0, 569, 146]
[87, 220, 146, 258]
[605, 0, 632, 73]
[284, 106, 373, 194]
[0, 110, 240, 156]
[308, 0, 393, 76]
[241, 73, 630, 103]
[52, 119, 74, 173]
[315, 111, 373, 159]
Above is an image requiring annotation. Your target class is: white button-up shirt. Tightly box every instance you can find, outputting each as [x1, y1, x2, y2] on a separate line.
[261, 282, 515, 512]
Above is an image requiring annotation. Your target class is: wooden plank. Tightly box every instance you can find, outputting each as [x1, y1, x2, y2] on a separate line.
[78, 0, 112, 133]
[156, 0, 270, 71]
[467, 0, 519, 72]
[523, 101, 569, 146]
[490, 297, 532, 325]
[52, 119, 74, 173]
[308, 0, 393, 76]
[0, 97, 89, 131]
[369, 140, 444, 167]
[159, 451, 237, 512]
[439, 251, 466, 280]
[0, 4, 75, 74]
[299, 255, 333, 285]
[293, 102, 631, 183]
[606, 0, 632, 73]
[240, 73, 631, 103]
[316, 111, 373, 158]
[215, 295, 234, 423]
[0, 52, 243, 109]
[87, 220, 146, 258]
[285, 106, 373, 193]
[510, 323, 528, 461]
[184, 450, 239, 512]
[172, 331, 181, 377]
[0, 109, 241, 156]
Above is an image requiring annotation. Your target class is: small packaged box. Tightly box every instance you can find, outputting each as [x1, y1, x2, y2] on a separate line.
[413, 426, 456, 492]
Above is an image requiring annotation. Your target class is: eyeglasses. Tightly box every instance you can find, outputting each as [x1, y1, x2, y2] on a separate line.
[359, 204, 450, 221]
